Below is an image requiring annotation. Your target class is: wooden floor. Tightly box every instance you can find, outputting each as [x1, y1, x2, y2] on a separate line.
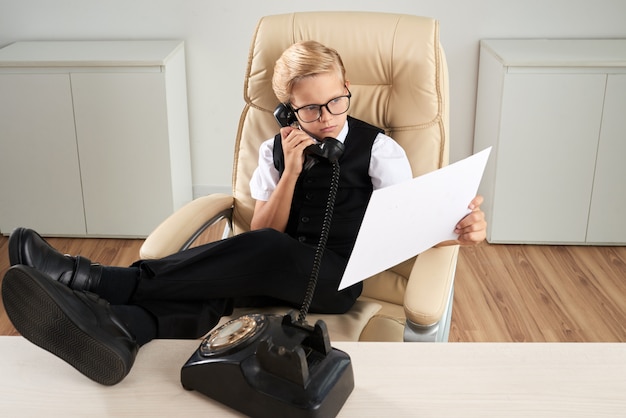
[452, 243, 626, 342]
[1, 234, 625, 342]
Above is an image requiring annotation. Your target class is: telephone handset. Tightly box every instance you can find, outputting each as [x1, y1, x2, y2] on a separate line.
[273, 101, 298, 128]
[180, 104, 353, 417]
[273, 103, 345, 164]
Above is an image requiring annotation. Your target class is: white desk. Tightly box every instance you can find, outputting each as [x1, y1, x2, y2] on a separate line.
[1, 336, 624, 417]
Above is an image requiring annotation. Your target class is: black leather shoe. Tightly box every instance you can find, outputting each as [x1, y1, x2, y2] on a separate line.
[2, 265, 138, 385]
[8, 227, 102, 291]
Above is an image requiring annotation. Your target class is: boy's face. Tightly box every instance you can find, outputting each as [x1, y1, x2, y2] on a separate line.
[290, 72, 350, 141]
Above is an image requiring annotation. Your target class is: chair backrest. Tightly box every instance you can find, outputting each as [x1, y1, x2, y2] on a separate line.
[232, 12, 449, 236]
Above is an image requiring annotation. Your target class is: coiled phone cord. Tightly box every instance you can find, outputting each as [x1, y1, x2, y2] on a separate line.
[298, 161, 340, 323]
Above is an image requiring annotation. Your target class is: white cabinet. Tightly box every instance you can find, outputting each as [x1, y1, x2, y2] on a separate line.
[0, 41, 192, 237]
[474, 39, 626, 245]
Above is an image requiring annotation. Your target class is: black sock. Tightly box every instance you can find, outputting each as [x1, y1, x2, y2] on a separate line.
[111, 305, 157, 346]
[95, 266, 140, 304]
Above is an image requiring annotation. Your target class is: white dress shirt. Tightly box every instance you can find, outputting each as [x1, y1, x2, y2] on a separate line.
[250, 121, 412, 201]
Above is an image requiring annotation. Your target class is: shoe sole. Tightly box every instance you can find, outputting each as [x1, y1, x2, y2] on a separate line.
[2, 266, 129, 385]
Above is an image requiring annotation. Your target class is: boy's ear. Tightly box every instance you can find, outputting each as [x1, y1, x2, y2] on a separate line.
[345, 80, 351, 90]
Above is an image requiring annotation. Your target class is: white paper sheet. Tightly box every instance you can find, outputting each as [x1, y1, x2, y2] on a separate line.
[338, 147, 491, 290]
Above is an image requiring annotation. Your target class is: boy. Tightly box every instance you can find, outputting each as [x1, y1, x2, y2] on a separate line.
[2, 41, 486, 385]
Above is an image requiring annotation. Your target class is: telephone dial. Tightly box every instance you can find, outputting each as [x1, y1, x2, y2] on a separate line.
[180, 103, 353, 417]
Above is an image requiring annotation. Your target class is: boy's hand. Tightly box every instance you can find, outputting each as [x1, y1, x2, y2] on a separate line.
[454, 195, 487, 245]
[280, 126, 315, 177]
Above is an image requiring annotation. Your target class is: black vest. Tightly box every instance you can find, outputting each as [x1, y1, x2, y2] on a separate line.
[273, 117, 383, 259]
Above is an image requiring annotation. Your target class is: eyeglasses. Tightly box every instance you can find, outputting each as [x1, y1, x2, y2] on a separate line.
[291, 89, 352, 123]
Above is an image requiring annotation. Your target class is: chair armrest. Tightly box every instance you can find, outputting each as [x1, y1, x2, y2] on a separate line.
[403, 245, 459, 327]
[139, 194, 234, 260]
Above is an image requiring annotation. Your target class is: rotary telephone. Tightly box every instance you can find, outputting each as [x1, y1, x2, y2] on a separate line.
[180, 103, 353, 418]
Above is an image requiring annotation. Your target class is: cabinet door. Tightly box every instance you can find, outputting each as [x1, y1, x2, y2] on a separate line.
[491, 73, 606, 243]
[71, 72, 174, 237]
[586, 74, 626, 244]
[0, 74, 86, 235]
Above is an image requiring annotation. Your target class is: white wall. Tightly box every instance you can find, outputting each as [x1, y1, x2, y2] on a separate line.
[1, 0, 625, 196]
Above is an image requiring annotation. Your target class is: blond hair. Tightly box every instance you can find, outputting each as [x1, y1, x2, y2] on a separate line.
[272, 40, 346, 103]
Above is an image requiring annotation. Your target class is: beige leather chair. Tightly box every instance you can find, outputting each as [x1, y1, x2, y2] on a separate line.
[140, 11, 459, 342]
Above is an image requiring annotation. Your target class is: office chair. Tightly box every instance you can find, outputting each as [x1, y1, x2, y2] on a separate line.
[140, 11, 458, 342]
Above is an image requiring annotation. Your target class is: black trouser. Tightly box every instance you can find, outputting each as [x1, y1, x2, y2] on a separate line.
[129, 228, 361, 338]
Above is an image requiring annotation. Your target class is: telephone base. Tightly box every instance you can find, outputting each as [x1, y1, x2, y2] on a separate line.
[181, 313, 354, 418]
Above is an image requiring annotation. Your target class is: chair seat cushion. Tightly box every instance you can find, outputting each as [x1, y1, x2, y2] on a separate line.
[214, 299, 383, 341]
[357, 297, 406, 342]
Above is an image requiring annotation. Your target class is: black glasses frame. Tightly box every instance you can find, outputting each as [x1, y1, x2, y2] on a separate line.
[291, 89, 352, 123]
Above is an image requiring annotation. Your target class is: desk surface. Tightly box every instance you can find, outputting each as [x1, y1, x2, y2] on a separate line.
[1, 336, 624, 417]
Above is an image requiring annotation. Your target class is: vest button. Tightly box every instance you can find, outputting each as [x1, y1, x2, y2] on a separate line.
[305, 193, 314, 200]
[298, 236, 306, 243]
[301, 216, 310, 223]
